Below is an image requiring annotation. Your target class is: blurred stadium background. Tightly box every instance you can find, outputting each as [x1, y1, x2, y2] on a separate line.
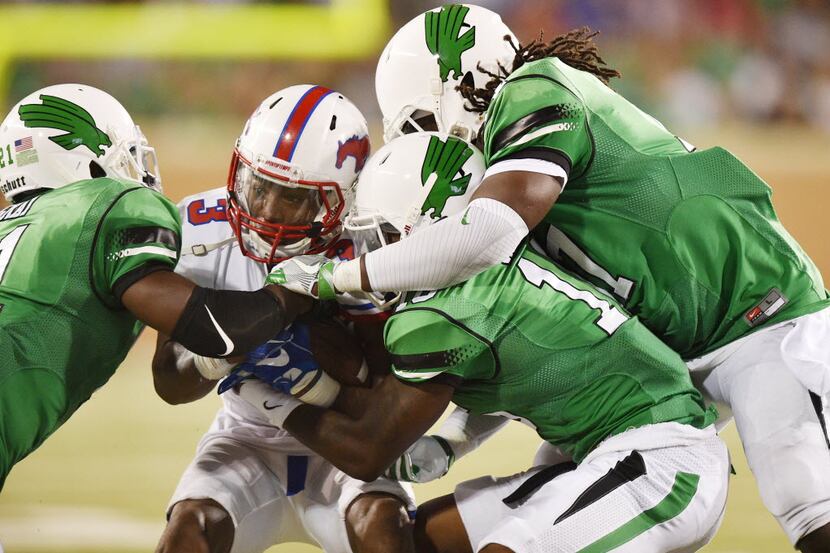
[0, 0, 828, 551]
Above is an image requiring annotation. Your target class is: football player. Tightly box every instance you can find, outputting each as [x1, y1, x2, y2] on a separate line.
[274, 6, 830, 551]
[152, 85, 416, 553]
[0, 84, 309, 491]
[249, 132, 731, 552]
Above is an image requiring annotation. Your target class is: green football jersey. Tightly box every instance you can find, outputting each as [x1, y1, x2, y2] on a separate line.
[483, 58, 829, 358]
[0, 178, 180, 477]
[384, 246, 715, 463]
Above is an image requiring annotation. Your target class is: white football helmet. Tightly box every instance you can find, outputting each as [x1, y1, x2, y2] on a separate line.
[376, 4, 517, 143]
[0, 83, 160, 203]
[227, 84, 370, 265]
[345, 131, 485, 253]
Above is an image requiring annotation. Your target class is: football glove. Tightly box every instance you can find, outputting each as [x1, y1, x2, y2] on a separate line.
[384, 435, 456, 483]
[235, 375, 302, 428]
[267, 254, 338, 300]
[217, 323, 340, 407]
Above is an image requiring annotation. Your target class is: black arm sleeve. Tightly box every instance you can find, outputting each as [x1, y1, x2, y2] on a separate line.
[170, 286, 287, 357]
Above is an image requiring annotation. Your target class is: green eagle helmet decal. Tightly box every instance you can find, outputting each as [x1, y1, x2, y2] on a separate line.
[420, 135, 474, 219]
[425, 4, 476, 83]
[18, 95, 112, 157]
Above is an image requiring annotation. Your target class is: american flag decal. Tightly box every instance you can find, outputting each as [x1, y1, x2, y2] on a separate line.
[15, 137, 33, 152]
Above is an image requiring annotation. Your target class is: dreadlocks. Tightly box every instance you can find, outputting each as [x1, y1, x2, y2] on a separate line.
[459, 27, 621, 114]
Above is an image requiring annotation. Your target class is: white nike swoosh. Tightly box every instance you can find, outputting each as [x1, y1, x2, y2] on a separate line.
[204, 305, 235, 356]
[260, 348, 290, 367]
[294, 260, 321, 274]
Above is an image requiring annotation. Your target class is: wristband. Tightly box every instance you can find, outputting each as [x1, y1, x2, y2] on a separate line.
[193, 354, 237, 380]
[332, 258, 364, 294]
[291, 370, 341, 408]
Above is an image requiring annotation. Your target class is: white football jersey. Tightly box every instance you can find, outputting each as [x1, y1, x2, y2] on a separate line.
[176, 187, 388, 452]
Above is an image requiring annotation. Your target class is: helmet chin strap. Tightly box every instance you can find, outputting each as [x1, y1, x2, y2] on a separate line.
[363, 289, 402, 311]
[401, 172, 437, 237]
[247, 229, 311, 262]
[183, 236, 238, 257]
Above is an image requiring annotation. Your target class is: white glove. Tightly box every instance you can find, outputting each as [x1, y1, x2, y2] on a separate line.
[266, 254, 338, 300]
[384, 435, 455, 483]
[235, 376, 303, 428]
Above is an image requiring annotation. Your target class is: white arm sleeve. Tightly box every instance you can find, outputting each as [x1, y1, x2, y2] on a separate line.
[361, 197, 529, 293]
[433, 407, 510, 461]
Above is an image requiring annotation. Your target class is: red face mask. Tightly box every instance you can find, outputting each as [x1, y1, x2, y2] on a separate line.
[226, 149, 346, 264]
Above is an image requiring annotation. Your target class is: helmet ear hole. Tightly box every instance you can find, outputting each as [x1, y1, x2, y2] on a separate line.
[401, 110, 439, 135]
[89, 160, 106, 178]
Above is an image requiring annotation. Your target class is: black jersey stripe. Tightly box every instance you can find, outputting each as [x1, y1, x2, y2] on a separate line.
[390, 350, 458, 371]
[493, 147, 572, 176]
[491, 103, 581, 155]
[121, 226, 179, 249]
[387, 306, 501, 379]
[111, 262, 174, 302]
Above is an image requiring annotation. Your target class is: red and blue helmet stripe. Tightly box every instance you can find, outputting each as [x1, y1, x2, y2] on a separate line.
[274, 85, 334, 162]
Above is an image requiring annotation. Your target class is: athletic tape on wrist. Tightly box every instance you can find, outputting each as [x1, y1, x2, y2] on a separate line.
[193, 355, 237, 380]
[332, 258, 363, 294]
[291, 370, 341, 408]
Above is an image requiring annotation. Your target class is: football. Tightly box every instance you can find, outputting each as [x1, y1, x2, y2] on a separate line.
[308, 319, 369, 387]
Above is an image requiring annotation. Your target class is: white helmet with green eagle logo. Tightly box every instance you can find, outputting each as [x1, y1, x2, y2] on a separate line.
[375, 4, 517, 143]
[345, 131, 485, 251]
[0, 83, 160, 203]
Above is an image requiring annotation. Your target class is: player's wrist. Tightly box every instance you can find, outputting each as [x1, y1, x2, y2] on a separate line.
[290, 369, 341, 408]
[236, 378, 303, 428]
[430, 434, 456, 469]
[331, 258, 363, 295]
[193, 354, 238, 380]
[316, 261, 338, 300]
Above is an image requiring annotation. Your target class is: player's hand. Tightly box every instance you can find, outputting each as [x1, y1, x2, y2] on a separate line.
[266, 255, 338, 300]
[384, 435, 455, 483]
[217, 323, 341, 407]
[235, 375, 302, 428]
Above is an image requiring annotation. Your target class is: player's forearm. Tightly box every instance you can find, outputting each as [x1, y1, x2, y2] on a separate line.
[351, 320, 392, 378]
[284, 377, 452, 481]
[124, 270, 312, 357]
[152, 335, 216, 405]
[333, 198, 529, 294]
[284, 404, 393, 482]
